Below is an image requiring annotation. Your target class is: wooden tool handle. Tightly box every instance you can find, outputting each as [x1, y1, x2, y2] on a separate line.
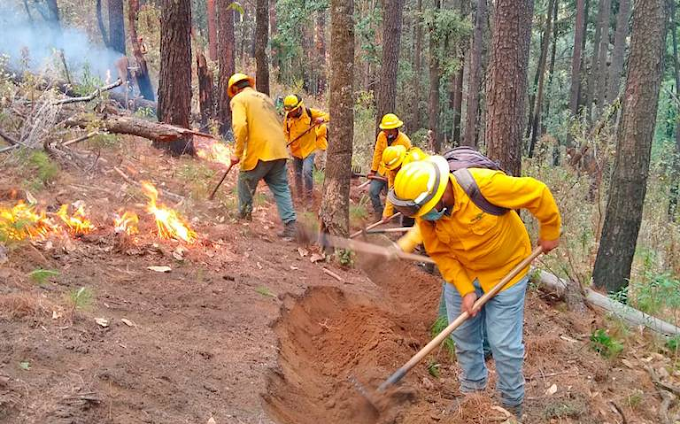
[349, 213, 401, 239]
[377, 246, 544, 392]
[208, 162, 235, 200]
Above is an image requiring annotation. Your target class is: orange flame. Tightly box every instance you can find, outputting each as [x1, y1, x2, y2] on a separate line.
[114, 211, 139, 235]
[141, 182, 196, 243]
[0, 202, 58, 241]
[56, 204, 95, 235]
[194, 137, 231, 167]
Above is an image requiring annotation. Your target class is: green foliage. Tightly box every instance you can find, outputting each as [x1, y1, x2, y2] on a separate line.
[666, 336, 680, 353]
[18, 361, 30, 371]
[176, 162, 215, 199]
[134, 107, 156, 119]
[427, 359, 440, 378]
[350, 203, 368, 222]
[255, 286, 276, 298]
[20, 150, 59, 189]
[590, 329, 624, 359]
[313, 169, 325, 186]
[633, 273, 680, 316]
[28, 268, 59, 285]
[626, 390, 644, 410]
[335, 248, 354, 267]
[67, 287, 94, 312]
[431, 315, 456, 359]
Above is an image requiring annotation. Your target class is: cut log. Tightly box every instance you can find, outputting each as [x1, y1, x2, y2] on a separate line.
[536, 270, 680, 336]
[63, 114, 209, 143]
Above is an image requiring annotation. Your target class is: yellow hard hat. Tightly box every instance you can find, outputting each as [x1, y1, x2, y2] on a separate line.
[382, 145, 407, 171]
[379, 113, 404, 130]
[227, 73, 255, 98]
[388, 156, 449, 217]
[283, 94, 303, 111]
[402, 147, 429, 167]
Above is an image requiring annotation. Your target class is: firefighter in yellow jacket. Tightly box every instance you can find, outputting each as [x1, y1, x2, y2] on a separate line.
[380, 145, 428, 226]
[369, 113, 411, 221]
[387, 156, 561, 418]
[227, 73, 298, 239]
[283, 95, 328, 205]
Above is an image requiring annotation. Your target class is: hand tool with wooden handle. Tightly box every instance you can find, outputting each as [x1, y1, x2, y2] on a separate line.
[349, 213, 401, 239]
[373, 246, 543, 393]
[208, 162, 236, 200]
[286, 121, 327, 147]
[322, 233, 435, 264]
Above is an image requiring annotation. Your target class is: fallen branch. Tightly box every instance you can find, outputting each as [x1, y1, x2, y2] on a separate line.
[0, 128, 20, 146]
[646, 365, 680, 397]
[536, 270, 680, 336]
[54, 79, 123, 105]
[113, 166, 184, 203]
[62, 131, 100, 147]
[322, 267, 343, 282]
[609, 401, 627, 424]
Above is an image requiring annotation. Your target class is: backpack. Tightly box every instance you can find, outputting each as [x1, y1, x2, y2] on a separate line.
[443, 146, 509, 216]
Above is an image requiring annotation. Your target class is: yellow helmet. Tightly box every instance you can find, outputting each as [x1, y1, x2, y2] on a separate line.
[388, 156, 449, 217]
[402, 147, 429, 167]
[283, 94, 303, 111]
[379, 113, 404, 130]
[382, 145, 407, 171]
[227, 73, 255, 98]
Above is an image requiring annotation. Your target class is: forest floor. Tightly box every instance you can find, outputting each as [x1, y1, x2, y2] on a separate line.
[0, 137, 678, 424]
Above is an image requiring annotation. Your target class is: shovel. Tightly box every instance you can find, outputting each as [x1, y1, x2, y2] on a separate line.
[352, 246, 544, 409]
[349, 213, 401, 239]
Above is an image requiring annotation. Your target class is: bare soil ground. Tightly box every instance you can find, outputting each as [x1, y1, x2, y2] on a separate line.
[0, 138, 676, 424]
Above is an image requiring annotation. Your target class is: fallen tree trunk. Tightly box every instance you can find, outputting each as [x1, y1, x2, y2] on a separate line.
[64, 114, 195, 143]
[536, 270, 680, 336]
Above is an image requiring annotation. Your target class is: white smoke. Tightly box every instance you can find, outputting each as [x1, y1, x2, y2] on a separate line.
[0, 2, 123, 82]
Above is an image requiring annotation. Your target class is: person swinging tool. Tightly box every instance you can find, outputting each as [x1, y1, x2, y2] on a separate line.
[227, 73, 298, 239]
[387, 154, 561, 419]
[380, 145, 428, 227]
[368, 113, 411, 221]
[282, 94, 329, 207]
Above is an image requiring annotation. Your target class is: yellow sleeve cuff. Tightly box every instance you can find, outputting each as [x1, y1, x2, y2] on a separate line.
[539, 225, 561, 241]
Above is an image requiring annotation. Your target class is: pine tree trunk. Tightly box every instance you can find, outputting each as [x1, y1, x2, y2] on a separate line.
[321, 0, 355, 238]
[217, 1, 235, 137]
[255, 0, 270, 95]
[96, 0, 109, 46]
[543, 0, 559, 130]
[197, 50, 215, 129]
[462, 0, 486, 148]
[528, 0, 556, 157]
[607, 0, 631, 102]
[585, 0, 605, 124]
[428, 0, 442, 153]
[484, 0, 534, 176]
[109, 0, 126, 55]
[270, 0, 279, 72]
[316, 8, 327, 95]
[207, 0, 217, 61]
[412, 0, 423, 131]
[568, 0, 586, 147]
[128, 0, 155, 101]
[157, 0, 193, 155]
[525, 32, 544, 140]
[375, 0, 405, 132]
[592, 0, 667, 294]
[45, 0, 61, 31]
[668, 1, 680, 220]
[594, 0, 612, 115]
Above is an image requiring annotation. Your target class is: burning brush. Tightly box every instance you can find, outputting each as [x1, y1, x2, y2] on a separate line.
[0, 202, 58, 241]
[113, 211, 139, 235]
[56, 204, 95, 236]
[194, 137, 231, 168]
[141, 182, 196, 244]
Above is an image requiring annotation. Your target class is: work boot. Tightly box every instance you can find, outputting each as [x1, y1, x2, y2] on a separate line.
[277, 221, 298, 240]
[239, 211, 252, 222]
[504, 403, 523, 420]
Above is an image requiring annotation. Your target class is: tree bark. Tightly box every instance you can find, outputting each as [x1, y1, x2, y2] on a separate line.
[128, 0, 155, 101]
[255, 0, 270, 95]
[96, 0, 109, 47]
[207, 0, 217, 61]
[197, 50, 215, 129]
[528, 0, 556, 157]
[568, 0, 586, 147]
[543, 0, 559, 129]
[412, 0, 424, 131]
[462, 0, 486, 147]
[595, 0, 612, 115]
[108, 0, 126, 55]
[65, 115, 202, 144]
[484, 0, 534, 176]
[584, 0, 606, 123]
[316, 7, 328, 95]
[375, 0, 405, 132]
[157, 0, 193, 155]
[270, 0, 279, 71]
[608, 0, 631, 102]
[428, 0, 442, 153]
[451, 0, 467, 145]
[217, 1, 235, 137]
[321, 0, 355, 238]
[668, 0, 680, 220]
[45, 0, 61, 31]
[592, 0, 667, 294]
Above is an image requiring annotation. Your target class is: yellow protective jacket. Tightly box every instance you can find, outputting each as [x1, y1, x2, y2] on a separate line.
[284, 107, 329, 159]
[410, 168, 561, 297]
[382, 169, 398, 218]
[231, 87, 289, 172]
[370, 131, 411, 175]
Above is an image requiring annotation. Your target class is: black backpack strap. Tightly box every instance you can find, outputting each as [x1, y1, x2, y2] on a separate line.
[452, 169, 509, 216]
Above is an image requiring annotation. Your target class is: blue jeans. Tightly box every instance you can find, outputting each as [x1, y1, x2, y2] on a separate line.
[293, 153, 315, 199]
[237, 159, 296, 224]
[369, 176, 387, 216]
[444, 277, 528, 407]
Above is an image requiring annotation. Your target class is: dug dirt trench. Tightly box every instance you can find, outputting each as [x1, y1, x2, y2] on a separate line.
[262, 260, 479, 424]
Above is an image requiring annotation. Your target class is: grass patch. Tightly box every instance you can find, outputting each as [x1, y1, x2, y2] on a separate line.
[542, 399, 587, 419]
[335, 249, 355, 268]
[27, 268, 59, 285]
[431, 315, 456, 359]
[65, 287, 94, 319]
[176, 162, 215, 199]
[255, 286, 275, 298]
[313, 169, 325, 185]
[427, 359, 440, 378]
[19, 150, 59, 190]
[590, 328, 624, 359]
